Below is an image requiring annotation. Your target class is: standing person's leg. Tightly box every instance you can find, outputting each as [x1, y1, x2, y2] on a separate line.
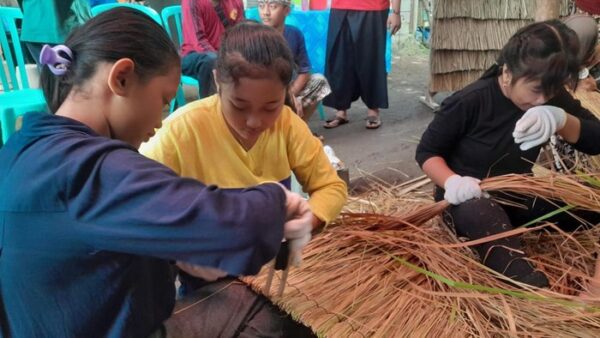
[323, 9, 360, 128]
[164, 278, 316, 337]
[181, 51, 218, 99]
[444, 197, 549, 287]
[351, 10, 389, 129]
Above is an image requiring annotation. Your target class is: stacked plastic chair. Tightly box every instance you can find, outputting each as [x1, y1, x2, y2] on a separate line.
[0, 6, 47, 144]
[90, 3, 162, 24]
[161, 5, 201, 109]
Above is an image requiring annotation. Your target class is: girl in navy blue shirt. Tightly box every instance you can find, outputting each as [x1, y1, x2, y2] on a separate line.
[0, 8, 313, 337]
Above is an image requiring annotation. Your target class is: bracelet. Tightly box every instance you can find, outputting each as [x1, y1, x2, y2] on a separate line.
[392, 9, 400, 15]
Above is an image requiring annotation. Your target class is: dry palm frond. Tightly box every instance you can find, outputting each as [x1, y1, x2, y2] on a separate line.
[245, 173, 600, 337]
[403, 173, 600, 227]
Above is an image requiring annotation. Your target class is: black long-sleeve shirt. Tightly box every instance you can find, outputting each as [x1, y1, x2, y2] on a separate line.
[416, 76, 600, 182]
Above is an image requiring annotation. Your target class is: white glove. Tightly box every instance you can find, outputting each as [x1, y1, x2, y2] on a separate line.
[444, 174, 482, 205]
[513, 105, 567, 151]
[176, 262, 228, 282]
[283, 195, 313, 267]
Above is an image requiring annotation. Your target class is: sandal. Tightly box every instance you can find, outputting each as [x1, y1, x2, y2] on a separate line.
[365, 115, 381, 129]
[323, 116, 349, 129]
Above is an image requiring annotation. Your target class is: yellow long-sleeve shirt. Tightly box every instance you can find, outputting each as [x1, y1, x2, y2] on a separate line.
[140, 95, 347, 224]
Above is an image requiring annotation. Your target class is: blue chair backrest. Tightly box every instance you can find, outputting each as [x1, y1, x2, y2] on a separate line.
[244, 7, 391, 74]
[91, 3, 163, 25]
[0, 7, 30, 91]
[161, 5, 183, 48]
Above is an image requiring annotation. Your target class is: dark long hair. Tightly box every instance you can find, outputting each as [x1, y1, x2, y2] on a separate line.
[480, 20, 580, 96]
[215, 20, 294, 86]
[41, 7, 180, 113]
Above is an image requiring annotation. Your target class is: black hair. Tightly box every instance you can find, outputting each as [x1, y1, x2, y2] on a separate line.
[41, 7, 180, 113]
[215, 20, 294, 86]
[480, 20, 580, 96]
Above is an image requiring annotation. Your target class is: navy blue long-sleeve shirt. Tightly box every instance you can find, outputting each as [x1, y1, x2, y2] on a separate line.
[0, 113, 287, 337]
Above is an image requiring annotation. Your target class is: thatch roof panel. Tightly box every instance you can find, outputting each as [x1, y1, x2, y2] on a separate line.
[430, 70, 486, 92]
[434, 0, 571, 19]
[431, 19, 531, 50]
[431, 50, 500, 74]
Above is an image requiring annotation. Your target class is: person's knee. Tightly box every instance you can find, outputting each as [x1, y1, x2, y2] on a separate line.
[447, 198, 513, 238]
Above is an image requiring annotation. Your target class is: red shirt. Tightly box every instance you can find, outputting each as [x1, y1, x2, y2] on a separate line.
[181, 0, 244, 55]
[331, 0, 390, 11]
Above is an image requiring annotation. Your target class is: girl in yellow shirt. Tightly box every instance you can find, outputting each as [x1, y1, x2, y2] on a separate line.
[141, 21, 347, 296]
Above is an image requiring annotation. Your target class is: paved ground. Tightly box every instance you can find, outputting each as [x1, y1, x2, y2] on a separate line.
[306, 37, 442, 188]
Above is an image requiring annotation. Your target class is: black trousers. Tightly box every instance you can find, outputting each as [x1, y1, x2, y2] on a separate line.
[323, 9, 389, 111]
[437, 188, 600, 286]
[181, 51, 217, 98]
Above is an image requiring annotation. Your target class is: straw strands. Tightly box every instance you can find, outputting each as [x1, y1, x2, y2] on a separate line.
[246, 173, 600, 337]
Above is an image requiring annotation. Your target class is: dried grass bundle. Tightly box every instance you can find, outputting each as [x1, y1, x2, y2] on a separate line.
[403, 173, 600, 226]
[245, 174, 600, 337]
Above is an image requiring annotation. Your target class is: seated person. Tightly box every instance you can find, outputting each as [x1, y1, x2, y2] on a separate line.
[1, 9, 313, 337]
[258, 0, 331, 122]
[141, 21, 347, 296]
[181, 0, 244, 98]
[416, 20, 600, 288]
[564, 14, 599, 93]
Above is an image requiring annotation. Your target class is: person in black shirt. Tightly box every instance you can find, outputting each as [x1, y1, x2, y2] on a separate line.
[416, 20, 600, 287]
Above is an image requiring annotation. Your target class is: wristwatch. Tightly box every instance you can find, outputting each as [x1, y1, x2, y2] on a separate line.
[392, 9, 400, 15]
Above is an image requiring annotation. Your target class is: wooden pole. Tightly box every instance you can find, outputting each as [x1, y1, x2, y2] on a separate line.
[535, 0, 561, 21]
[409, 0, 416, 34]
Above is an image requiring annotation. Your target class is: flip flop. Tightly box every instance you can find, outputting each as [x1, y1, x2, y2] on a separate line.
[323, 116, 349, 129]
[365, 116, 381, 129]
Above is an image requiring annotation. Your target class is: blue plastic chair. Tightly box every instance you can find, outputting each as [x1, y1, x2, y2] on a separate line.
[91, 3, 187, 113]
[91, 3, 162, 25]
[161, 5, 200, 109]
[0, 6, 47, 144]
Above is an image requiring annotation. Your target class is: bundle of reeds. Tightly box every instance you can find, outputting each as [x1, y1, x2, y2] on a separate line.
[246, 173, 600, 337]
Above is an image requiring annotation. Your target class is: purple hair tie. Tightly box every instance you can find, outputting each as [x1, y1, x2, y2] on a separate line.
[40, 44, 73, 76]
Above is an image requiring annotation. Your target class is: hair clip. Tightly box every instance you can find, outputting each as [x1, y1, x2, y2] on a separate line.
[40, 44, 73, 76]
